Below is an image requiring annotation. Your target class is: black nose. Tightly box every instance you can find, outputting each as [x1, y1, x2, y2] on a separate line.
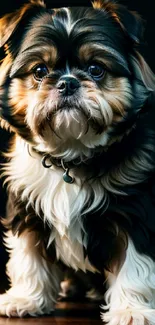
[57, 76, 80, 96]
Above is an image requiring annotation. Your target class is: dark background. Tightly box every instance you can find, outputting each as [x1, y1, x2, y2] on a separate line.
[0, 0, 154, 278]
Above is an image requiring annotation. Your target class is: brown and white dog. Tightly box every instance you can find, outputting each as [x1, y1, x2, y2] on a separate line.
[0, 0, 155, 323]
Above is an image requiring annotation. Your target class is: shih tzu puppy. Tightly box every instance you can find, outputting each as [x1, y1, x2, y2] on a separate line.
[0, 0, 155, 323]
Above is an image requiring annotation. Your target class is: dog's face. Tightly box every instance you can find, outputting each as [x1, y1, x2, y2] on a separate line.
[0, 0, 152, 162]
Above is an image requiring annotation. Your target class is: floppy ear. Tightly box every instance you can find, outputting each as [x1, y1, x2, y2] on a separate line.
[93, 0, 144, 45]
[0, 0, 45, 48]
[129, 52, 155, 114]
[114, 6, 144, 45]
[0, 0, 46, 132]
[93, 0, 155, 114]
[131, 52, 155, 92]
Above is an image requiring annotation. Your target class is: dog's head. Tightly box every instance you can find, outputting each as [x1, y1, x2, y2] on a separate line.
[0, 0, 154, 162]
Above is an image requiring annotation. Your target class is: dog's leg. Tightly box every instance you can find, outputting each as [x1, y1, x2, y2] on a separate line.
[101, 238, 155, 325]
[0, 230, 61, 317]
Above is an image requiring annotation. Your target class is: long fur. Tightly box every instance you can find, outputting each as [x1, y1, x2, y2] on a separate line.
[0, 0, 155, 323]
[102, 239, 155, 325]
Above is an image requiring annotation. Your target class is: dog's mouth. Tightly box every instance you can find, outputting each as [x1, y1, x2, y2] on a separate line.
[31, 92, 106, 140]
[54, 97, 104, 129]
[54, 96, 80, 111]
[27, 89, 115, 168]
[47, 107, 106, 151]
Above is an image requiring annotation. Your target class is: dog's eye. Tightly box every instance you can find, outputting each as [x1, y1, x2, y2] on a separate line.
[33, 64, 49, 81]
[88, 64, 105, 80]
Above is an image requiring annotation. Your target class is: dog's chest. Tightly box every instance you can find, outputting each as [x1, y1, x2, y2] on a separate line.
[52, 225, 94, 271]
[6, 143, 104, 271]
[39, 167, 94, 271]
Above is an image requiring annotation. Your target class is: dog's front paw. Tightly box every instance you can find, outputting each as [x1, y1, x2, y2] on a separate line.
[101, 308, 155, 325]
[0, 293, 53, 317]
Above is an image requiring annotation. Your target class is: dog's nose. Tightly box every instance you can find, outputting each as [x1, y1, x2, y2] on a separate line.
[57, 76, 80, 96]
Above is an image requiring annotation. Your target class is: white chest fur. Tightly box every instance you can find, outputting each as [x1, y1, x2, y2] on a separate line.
[4, 138, 105, 271]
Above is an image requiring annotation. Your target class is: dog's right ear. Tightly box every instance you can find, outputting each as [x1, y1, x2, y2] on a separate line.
[0, 0, 46, 132]
[0, 0, 45, 48]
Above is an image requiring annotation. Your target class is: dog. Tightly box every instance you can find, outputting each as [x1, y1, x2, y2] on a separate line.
[0, 0, 155, 323]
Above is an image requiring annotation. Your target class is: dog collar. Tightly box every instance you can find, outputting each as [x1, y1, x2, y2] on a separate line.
[42, 154, 75, 184]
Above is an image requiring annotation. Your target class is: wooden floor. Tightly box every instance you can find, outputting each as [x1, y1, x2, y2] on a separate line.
[0, 317, 102, 325]
[0, 301, 102, 324]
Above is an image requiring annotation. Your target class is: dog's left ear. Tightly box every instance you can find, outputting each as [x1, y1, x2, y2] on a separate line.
[0, 0, 45, 48]
[93, 0, 144, 45]
[114, 5, 144, 45]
